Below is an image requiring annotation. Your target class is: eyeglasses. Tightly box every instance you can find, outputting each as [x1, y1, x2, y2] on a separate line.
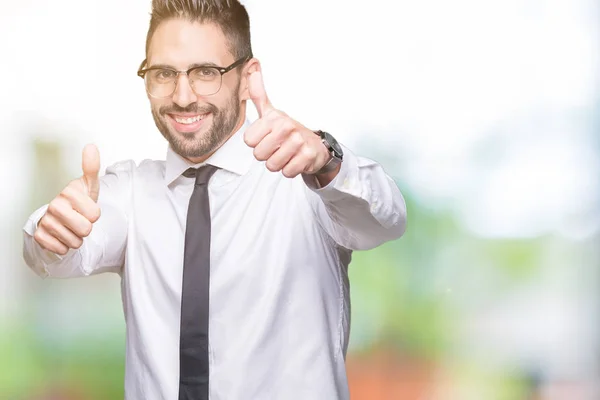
[137, 55, 252, 98]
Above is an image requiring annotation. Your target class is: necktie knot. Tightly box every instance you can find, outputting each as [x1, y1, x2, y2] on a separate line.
[183, 165, 219, 186]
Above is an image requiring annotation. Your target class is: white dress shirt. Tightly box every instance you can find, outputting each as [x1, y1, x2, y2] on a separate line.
[22, 119, 407, 400]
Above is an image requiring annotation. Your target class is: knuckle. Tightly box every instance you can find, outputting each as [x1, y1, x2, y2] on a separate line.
[33, 229, 45, 245]
[50, 196, 69, 215]
[40, 216, 57, 236]
[71, 237, 84, 249]
[283, 119, 296, 132]
[41, 212, 56, 227]
[244, 133, 255, 147]
[61, 185, 74, 198]
[81, 221, 93, 237]
[290, 132, 305, 147]
[302, 146, 317, 160]
[47, 200, 60, 216]
[89, 206, 101, 223]
[38, 215, 49, 230]
[282, 168, 296, 179]
[265, 160, 279, 172]
[253, 148, 265, 161]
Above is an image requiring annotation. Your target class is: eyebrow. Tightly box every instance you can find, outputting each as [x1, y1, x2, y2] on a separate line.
[147, 61, 221, 70]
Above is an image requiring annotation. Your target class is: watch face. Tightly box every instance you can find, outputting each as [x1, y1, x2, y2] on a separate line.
[323, 132, 343, 158]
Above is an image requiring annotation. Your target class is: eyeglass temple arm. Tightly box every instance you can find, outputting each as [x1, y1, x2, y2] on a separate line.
[137, 59, 148, 78]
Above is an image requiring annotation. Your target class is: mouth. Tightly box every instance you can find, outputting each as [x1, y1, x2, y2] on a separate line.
[167, 112, 211, 133]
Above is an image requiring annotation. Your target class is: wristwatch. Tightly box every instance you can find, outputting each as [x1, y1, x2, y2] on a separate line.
[314, 130, 343, 175]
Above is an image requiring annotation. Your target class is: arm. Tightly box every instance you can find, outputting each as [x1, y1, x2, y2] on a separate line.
[22, 152, 131, 278]
[239, 67, 406, 249]
[303, 145, 407, 251]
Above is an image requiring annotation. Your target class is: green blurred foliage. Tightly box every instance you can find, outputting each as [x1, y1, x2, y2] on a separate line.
[0, 323, 125, 400]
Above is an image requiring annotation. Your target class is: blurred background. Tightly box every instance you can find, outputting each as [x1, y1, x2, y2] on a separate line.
[1, 0, 599, 398]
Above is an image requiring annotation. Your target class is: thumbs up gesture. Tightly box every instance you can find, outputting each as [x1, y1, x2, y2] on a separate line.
[34, 144, 102, 255]
[243, 70, 335, 179]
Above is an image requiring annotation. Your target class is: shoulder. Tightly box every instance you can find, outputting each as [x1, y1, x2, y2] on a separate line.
[98, 158, 166, 202]
[104, 158, 165, 178]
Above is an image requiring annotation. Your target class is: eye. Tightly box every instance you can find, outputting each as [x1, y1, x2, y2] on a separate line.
[152, 69, 176, 82]
[191, 67, 219, 80]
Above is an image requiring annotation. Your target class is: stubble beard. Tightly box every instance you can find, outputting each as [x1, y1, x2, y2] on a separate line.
[152, 86, 241, 160]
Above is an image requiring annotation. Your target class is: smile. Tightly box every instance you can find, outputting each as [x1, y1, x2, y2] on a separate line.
[171, 113, 208, 125]
[167, 112, 211, 133]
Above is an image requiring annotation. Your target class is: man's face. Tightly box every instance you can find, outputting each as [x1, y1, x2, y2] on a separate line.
[146, 20, 244, 162]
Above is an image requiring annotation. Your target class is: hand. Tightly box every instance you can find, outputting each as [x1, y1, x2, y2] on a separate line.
[244, 70, 335, 179]
[34, 144, 102, 255]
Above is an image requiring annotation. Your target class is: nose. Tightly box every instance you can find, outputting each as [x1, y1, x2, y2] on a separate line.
[172, 74, 198, 108]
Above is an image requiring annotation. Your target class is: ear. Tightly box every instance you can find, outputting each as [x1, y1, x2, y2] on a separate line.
[239, 58, 262, 102]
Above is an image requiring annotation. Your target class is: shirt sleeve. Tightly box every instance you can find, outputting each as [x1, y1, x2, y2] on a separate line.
[303, 145, 407, 251]
[22, 161, 133, 278]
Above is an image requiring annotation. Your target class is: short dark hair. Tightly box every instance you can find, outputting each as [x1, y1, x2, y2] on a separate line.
[145, 0, 252, 60]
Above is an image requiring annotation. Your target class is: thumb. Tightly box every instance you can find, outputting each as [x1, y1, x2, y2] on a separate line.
[248, 70, 274, 118]
[81, 144, 101, 202]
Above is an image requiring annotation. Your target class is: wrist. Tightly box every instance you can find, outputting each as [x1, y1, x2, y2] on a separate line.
[314, 162, 341, 187]
[312, 130, 343, 175]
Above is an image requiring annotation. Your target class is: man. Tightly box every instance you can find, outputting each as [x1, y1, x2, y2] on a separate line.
[22, 0, 407, 399]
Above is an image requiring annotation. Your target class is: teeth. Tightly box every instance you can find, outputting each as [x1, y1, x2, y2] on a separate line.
[174, 115, 204, 124]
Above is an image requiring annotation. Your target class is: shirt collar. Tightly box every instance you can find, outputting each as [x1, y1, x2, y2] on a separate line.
[164, 119, 255, 186]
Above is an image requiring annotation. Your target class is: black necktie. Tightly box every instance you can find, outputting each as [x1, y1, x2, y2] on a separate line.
[179, 165, 219, 400]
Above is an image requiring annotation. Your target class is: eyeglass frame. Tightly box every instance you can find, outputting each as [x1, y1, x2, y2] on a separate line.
[136, 54, 253, 98]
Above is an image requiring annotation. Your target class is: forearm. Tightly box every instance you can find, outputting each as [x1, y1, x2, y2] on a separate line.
[304, 146, 407, 251]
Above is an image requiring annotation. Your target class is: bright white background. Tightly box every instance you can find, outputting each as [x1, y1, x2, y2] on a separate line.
[0, 0, 599, 397]
[0, 0, 597, 239]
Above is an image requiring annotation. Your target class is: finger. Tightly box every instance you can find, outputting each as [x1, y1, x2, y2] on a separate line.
[62, 183, 101, 223]
[264, 131, 305, 172]
[39, 213, 84, 250]
[244, 117, 272, 148]
[248, 70, 275, 118]
[34, 226, 69, 256]
[253, 119, 296, 161]
[282, 147, 317, 178]
[82, 144, 101, 202]
[47, 197, 94, 238]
